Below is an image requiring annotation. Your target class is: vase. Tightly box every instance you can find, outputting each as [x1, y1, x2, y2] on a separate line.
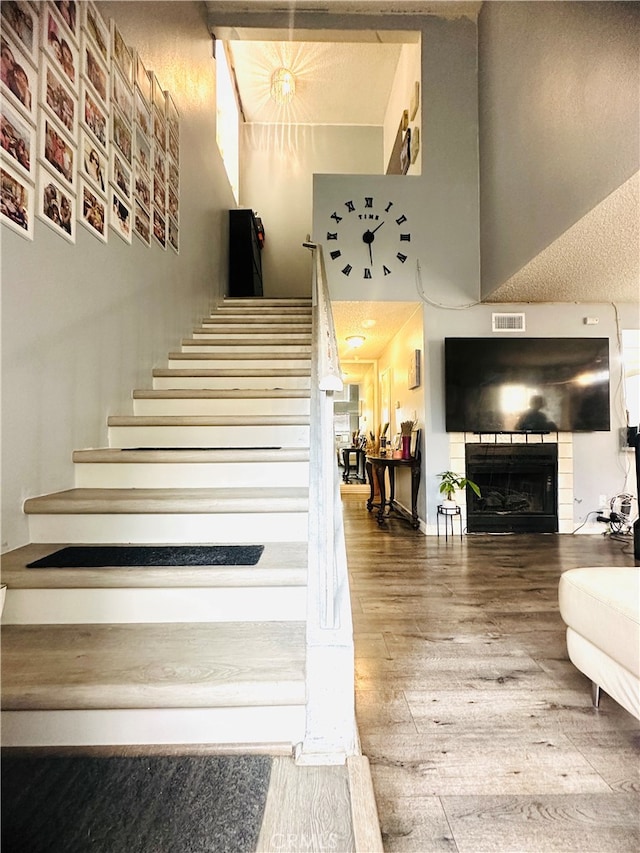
[401, 435, 411, 459]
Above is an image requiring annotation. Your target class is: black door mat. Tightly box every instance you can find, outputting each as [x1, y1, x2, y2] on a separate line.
[27, 544, 264, 568]
[1, 753, 272, 853]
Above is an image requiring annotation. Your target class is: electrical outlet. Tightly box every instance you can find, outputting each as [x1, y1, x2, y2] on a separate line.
[599, 494, 608, 508]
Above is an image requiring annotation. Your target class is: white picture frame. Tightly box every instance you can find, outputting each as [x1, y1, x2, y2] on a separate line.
[134, 127, 150, 174]
[167, 214, 178, 254]
[41, 5, 79, 93]
[110, 147, 131, 201]
[1, 98, 36, 181]
[167, 181, 178, 222]
[110, 19, 132, 85]
[81, 1, 109, 66]
[52, 0, 79, 47]
[1, 161, 34, 240]
[109, 186, 131, 243]
[81, 39, 108, 107]
[1, 0, 39, 67]
[79, 128, 106, 195]
[134, 50, 151, 105]
[39, 113, 76, 190]
[39, 55, 77, 141]
[111, 65, 132, 123]
[134, 88, 151, 138]
[152, 107, 165, 151]
[153, 205, 165, 249]
[111, 106, 132, 164]
[1, 32, 37, 123]
[133, 159, 150, 211]
[78, 175, 107, 242]
[80, 79, 107, 150]
[133, 198, 150, 245]
[152, 171, 165, 211]
[37, 164, 75, 243]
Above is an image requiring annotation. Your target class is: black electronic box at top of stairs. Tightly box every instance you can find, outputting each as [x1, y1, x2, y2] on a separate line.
[228, 209, 263, 297]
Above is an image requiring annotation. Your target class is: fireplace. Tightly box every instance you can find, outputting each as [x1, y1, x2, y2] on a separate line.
[465, 443, 558, 533]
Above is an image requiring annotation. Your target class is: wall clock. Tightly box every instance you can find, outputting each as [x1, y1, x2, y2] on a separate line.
[325, 195, 411, 280]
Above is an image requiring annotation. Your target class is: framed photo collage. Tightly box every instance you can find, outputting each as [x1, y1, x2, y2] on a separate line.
[1, 1, 180, 251]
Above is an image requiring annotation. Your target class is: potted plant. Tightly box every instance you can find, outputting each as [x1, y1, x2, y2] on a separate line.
[437, 470, 481, 507]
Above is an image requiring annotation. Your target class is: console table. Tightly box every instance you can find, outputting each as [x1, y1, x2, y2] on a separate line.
[366, 453, 421, 529]
[342, 447, 366, 483]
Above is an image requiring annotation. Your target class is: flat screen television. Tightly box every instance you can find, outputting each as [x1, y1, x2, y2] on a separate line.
[444, 337, 610, 433]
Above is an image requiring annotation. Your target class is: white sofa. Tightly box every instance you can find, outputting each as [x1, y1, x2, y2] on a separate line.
[558, 566, 640, 720]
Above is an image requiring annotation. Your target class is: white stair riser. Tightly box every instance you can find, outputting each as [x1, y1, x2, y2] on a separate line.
[74, 461, 310, 488]
[175, 352, 311, 370]
[108, 424, 310, 447]
[186, 342, 312, 354]
[0, 706, 306, 747]
[28, 512, 309, 543]
[152, 376, 311, 390]
[198, 322, 311, 330]
[170, 357, 311, 369]
[132, 397, 310, 416]
[195, 329, 311, 339]
[2, 587, 306, 624]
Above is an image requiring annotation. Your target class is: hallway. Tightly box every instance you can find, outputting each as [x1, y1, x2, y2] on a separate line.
[342, 492, 639, 852]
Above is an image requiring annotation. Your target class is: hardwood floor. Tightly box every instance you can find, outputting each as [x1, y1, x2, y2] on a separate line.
[341, 490, 640, 853]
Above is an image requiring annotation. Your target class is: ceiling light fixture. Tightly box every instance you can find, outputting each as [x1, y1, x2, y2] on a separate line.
[346, 335, 365, 349]
[270, 67, 296, 105]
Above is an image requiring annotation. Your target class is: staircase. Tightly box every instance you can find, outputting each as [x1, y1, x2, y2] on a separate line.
[1, 298, 317, 751]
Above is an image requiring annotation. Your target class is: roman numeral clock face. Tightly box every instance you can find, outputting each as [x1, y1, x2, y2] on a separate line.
[326, 196, 411, 280]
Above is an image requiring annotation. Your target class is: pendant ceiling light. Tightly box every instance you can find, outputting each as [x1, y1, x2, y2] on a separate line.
[270, 67, 296, 105]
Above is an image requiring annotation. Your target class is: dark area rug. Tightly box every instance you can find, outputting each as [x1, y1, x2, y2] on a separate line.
[1, 753, 272, 853]
[27, 545, 264, 569]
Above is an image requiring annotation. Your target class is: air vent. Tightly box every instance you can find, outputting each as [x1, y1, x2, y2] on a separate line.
[492, 312, 526, 332]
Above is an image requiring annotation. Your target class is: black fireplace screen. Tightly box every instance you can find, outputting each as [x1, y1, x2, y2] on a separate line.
[465, 444, 558, 533]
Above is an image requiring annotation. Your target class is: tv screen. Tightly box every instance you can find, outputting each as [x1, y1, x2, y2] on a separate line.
[444, 337, 610, 433]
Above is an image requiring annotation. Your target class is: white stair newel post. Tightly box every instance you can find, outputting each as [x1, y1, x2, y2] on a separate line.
[299, 243, 357, 763]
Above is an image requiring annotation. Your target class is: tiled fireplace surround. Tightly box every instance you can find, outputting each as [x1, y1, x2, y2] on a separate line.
[448, 432, 575, 534]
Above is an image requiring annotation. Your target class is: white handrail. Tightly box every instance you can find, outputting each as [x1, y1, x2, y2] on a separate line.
[303, 242, 342, 392]
[300, 242, 357, 762]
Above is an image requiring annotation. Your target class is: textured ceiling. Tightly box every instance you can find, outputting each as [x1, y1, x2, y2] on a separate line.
[333, 301, 422, 382]
[486, 172, 639, 304]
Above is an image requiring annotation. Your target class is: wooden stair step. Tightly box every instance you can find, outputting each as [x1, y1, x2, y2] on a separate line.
[200, 317, 311, 325]
[220, 298, 311, 307]
[214, 303, 311, 312]
[175, 352, 310, 362]
[132, 389, 310, 399]
[72, 448, 309, 462]
[23, 487, 309, 515]
[187, 331, 312, 340]
[178, 351, 311, 363]
[107, 415, 310, 427]
[1, 621, 306, 710]
[153, 368, 310, 377]
[1, 542, 308, 590]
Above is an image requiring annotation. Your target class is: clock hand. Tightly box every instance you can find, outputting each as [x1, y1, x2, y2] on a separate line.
[370, 220, 385, 235]
[368, 241, 373, 265]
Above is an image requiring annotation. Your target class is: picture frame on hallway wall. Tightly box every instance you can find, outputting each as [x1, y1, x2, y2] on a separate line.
[1, 161, 34, 240]
[408, 349, 421, 390]
[79, 176, 107, 242]
[37, 165, 76, 243]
